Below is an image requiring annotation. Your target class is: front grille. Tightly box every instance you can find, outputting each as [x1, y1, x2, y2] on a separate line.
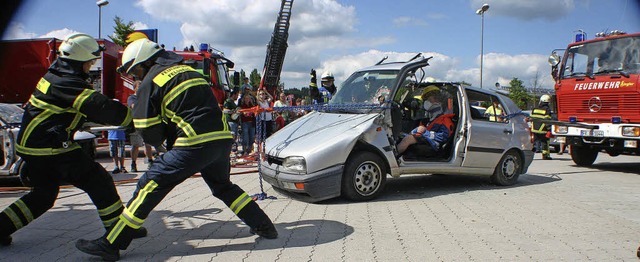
[266, 155, 284, 165]
[558, 92, 640, 122]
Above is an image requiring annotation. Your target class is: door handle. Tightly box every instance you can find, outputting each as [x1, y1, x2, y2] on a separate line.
[503, 129, 512, 134]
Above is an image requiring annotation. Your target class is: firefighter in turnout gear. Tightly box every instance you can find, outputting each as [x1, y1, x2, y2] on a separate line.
[0, 33, 145, 247]
[531, 94, 553, 160]
[76, 38, 277, 261]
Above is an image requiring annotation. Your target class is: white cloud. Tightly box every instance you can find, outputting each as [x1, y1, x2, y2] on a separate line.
[2, 22, 38, 39]
[393, 16, 428, 27]
[132, 22, 149, 30]
[40, 28, 79, 39]
[470, 0, 574, 21]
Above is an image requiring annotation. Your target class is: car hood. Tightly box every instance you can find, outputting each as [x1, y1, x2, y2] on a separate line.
[265, 111, 380, 172]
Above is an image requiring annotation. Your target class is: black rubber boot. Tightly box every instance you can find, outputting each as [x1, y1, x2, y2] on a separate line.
[132, 227, 147, 238]
[249, 220, 278, 239]
[76, 237, 120, 261]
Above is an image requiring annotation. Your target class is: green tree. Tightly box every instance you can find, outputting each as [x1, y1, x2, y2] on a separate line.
[109, 16, 135, 47]
[508, 77, 531, 109]
[249, 69, 262, 88]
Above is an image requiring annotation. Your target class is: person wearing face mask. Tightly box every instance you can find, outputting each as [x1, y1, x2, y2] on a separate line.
[420, 86, 444, 124]
[396, 86, 454, 157]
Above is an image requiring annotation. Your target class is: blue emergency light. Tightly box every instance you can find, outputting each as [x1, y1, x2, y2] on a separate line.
[612, 116, 622, 124]
[575, 32, 586, 42]
[199, 43, 209, 52]
[569, 116, 577, 123]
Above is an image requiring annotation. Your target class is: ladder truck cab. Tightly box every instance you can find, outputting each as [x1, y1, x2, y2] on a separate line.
[548, 30, 640, 166]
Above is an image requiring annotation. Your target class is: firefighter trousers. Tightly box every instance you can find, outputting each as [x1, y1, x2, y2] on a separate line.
[104, 139, 273, 250]
[0, 149, 124, 237]
[533, 133, 550, 157]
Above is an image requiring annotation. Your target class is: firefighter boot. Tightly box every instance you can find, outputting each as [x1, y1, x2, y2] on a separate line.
[218, 185, 278, 239]
[132, 227, 147, 238]
[0, 235, 11, 246]
[542, 154, 553, 160]
[76, 237, 120, 261]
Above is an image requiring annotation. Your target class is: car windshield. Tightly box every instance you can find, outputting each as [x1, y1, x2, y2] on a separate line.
[0, 104, 24, 125]
[328, 70, 399, 109]
[562, 35, 640, 78]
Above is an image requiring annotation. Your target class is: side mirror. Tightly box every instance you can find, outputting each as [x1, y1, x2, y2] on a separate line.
[202, 58, 211, 76]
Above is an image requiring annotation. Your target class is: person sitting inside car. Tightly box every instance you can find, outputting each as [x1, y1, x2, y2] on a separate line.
[396, 86, 455, 158]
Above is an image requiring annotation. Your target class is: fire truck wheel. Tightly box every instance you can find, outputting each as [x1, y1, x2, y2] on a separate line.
[490, 150, 521, 186]
[570, 145, 598, 167]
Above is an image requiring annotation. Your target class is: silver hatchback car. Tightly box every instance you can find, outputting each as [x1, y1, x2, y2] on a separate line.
[260, 56, 534, 202]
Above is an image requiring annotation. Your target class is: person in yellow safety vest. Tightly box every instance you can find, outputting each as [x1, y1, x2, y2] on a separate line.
[530, 94, 553, 160]
[76, 38, 277, 261]
[0, 33, 146, 247]
[485, 100, 505, 122]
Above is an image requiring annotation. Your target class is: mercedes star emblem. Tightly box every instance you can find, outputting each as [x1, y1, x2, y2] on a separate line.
[588, 96, 602, 113]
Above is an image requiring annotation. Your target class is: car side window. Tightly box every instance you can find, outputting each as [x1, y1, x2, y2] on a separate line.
[466, 90, 507, 123]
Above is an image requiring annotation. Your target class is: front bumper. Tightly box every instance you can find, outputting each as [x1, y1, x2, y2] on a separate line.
[259, 162, 344, 203]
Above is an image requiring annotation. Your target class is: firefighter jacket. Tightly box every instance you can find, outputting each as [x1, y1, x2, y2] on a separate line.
[530, 103, 551, 134]
[16, 58, 133, 156]
[132, 50, 232, 149]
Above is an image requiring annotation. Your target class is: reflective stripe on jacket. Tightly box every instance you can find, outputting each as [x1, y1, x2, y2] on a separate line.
[530, 104, 551, 134]
[17, 58, 132, 156]
[132, 51, 232, 148]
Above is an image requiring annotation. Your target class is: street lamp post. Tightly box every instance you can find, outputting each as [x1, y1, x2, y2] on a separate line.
[476, 3, 489, 89]
[97, 0, 109, 39]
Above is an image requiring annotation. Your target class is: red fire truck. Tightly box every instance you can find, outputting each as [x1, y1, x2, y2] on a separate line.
[549, 30, 640, 166]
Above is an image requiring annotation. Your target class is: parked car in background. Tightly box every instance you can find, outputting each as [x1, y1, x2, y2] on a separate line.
[260, 56, 534, 202]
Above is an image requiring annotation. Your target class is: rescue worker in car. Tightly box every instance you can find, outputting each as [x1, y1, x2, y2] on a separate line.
[396, 86, 454, 158]
[0, 33, 144, 247]
[320, 71, 337, 97]
[76, 38, 277, 261]
[531, 94, 553, 160]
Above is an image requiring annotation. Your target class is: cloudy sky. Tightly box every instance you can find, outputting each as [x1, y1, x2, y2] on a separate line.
[4, 0, 640, 90]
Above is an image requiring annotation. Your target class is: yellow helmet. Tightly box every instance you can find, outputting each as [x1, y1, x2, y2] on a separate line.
[125, 32, 148, 44]
[421, 85, 440, 99]
[119, 38, 162, 74]
[58, 33, 102, 62]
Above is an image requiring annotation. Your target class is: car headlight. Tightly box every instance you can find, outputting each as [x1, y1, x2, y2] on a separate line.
[554, 125, 568, 134]
[622, 126, 640, 137]
[282, 156, 306, 173]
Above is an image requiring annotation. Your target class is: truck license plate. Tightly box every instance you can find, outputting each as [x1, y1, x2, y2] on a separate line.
[580, 130, 604, 137]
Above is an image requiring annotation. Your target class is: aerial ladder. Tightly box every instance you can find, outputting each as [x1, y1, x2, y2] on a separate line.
[259, 0, 293, 97]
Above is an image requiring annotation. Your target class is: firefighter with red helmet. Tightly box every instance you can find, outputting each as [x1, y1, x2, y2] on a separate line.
[531, 94, 553, 160]
[0, 33, 142, 246]
[76, 38, 277, 261]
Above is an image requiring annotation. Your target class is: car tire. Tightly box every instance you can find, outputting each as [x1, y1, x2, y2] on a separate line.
[341, 151, 387, 201]
[16, 159, 31, 187]
[570, 145, 598, 167]
[490, 150, 521, 186]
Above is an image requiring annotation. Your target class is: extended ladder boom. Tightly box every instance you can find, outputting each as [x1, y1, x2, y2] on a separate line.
[259, 0, 293, 96]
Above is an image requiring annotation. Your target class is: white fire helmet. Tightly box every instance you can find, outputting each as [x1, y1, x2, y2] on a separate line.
[540, 94, 551, 103]
[119, 38, 162, 74]
[58, 33, 103, 62]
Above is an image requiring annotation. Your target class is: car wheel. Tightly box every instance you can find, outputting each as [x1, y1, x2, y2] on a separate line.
[570, 145, 598, 167]
[490, 150, 521, 186]
[341, 151, 387, 201]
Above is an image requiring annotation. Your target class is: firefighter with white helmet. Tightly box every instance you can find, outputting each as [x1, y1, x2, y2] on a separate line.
[0, 33, 142, 247]
[76, 38, 277, 260]
[530, 94, 553, 160]
[321, 71, 337, 96]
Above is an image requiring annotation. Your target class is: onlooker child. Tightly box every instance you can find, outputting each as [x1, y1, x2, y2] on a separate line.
[108, 128, 127, 174]
[127, 80, 154, 172]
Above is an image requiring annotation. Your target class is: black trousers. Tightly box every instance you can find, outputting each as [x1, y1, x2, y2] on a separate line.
[105, 139, 273, 249]
[0, 149, 123, 237]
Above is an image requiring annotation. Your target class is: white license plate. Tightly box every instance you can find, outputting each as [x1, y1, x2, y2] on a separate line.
[580, 130, 604, 137]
